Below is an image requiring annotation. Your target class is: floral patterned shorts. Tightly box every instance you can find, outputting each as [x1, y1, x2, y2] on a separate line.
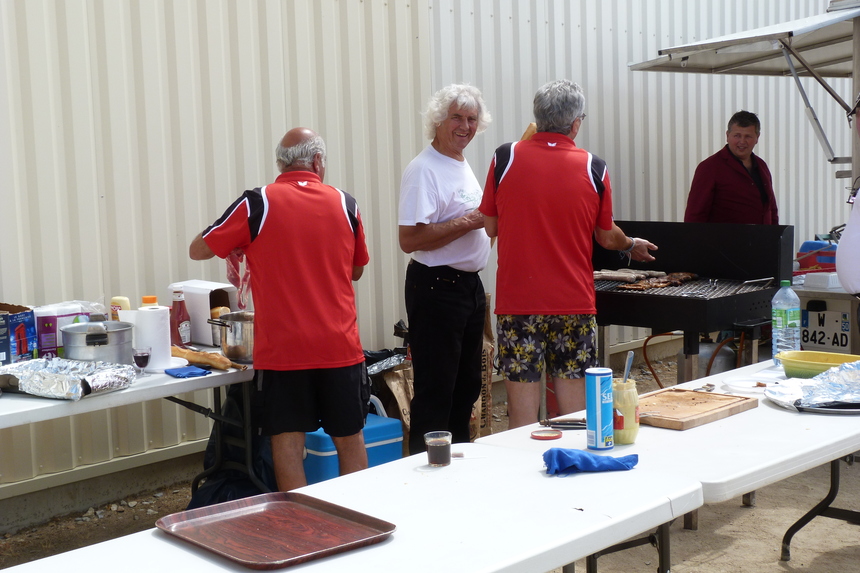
[495, 314, 598, 383]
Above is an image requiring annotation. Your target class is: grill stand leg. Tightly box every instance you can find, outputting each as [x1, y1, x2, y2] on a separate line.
[683, 509, 698, 530]
[678, 331, 700, 383]
[597, 325, 611, 370]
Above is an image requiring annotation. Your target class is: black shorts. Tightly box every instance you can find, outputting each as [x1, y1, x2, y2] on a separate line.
[252, 363, 367, 437]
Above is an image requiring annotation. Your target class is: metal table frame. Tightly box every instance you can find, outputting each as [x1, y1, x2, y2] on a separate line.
[781, 454, 860, 561]
[164, 379, 270, 494]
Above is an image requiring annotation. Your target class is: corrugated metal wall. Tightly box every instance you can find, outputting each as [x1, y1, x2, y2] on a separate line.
[0, 0, 853, 485]
[0, 0, 431, 488]
[436, 0, 853, 345]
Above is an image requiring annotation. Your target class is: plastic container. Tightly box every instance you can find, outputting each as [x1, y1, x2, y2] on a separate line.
[612, 377, 640, 445]
[772, 280, 801, 366]
[170, 288, 192, 347]
[776, 350, 860, 379]
[141, 296, 158, 307]
[585, 367, 614, 450]
[304, 414, 403, 484]
[110, 296, 130, 321]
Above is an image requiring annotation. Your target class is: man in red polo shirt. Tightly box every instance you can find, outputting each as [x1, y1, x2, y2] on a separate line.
[479, 80, 657, 428]
[190, 127, 370, 490]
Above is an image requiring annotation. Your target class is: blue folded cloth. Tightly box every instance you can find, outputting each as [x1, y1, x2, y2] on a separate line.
[543, 448, 639, 475]
[164, 365, 211, 378]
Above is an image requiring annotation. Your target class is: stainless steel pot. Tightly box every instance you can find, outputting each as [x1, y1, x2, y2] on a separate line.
[208, 311, 254, 364]
[60, 321, 134, 364]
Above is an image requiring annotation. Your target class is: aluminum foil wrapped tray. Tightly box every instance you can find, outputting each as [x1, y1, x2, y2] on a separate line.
[0, 358, 135, 401]
[765, 361, 860, 412]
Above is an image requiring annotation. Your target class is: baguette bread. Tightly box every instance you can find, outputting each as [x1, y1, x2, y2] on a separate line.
[210, 306, 231, 319]
[171, 346, 232, 370]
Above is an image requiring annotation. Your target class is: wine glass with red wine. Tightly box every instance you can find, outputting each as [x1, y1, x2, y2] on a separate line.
[133, 346, 151, 378]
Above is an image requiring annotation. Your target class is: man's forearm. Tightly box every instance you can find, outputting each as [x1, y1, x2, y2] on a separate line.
[399, 212, 483, 253]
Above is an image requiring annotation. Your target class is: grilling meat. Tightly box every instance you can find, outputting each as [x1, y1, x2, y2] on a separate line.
[593, 269, 667, 282]
[616, 272, 698, 291]
[666, 272, 698, 282]
[593, 270, 642, 282]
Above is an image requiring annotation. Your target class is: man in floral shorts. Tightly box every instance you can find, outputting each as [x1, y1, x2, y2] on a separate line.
[496, 314, 597, 382]
[479, 80, 657, 428]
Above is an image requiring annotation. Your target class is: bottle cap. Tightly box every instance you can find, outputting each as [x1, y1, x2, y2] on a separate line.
[142, 295, 158, 305]
[780, 280, 791, 287]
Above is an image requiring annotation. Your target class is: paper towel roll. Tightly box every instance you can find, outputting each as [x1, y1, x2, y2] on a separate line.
[118, 306, 173, 370]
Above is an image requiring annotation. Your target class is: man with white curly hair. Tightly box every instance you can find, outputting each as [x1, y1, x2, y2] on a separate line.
[398, 84, 492, 454]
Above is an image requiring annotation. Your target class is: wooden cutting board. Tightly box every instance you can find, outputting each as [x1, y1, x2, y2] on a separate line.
[638, 388, 758, 430]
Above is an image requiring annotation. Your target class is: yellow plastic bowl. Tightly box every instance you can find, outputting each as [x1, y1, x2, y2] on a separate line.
[777, 350, 860, 379]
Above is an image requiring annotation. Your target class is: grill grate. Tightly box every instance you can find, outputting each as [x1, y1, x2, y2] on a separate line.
[594, 278, 774, 299]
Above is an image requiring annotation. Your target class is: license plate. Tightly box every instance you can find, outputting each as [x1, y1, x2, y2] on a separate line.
[801, 310, 852, 351]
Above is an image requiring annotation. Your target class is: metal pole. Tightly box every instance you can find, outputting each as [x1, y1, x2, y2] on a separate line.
[854, 18, 860, 179]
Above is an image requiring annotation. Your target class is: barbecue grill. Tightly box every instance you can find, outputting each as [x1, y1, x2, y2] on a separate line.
[593, 221, 794, 381]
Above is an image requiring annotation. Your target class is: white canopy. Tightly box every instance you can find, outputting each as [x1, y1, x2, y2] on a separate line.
[631, 4, 860, 293]
[629, 8, 860, 79]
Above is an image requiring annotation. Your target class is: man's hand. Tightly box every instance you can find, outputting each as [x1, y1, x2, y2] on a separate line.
[628, 237, 658, 263]
[462, 209, 485, 230]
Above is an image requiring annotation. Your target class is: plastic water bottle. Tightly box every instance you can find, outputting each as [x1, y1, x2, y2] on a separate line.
[771, 280, 800, 366]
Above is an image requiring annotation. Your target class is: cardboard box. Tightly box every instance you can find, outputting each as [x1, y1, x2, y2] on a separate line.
[0, 303, 38, 366]
[303, 414, 403, 484]
[34, 302, 91, 358]
[168, 280, 238, 346]
[471, 292, 496, 439]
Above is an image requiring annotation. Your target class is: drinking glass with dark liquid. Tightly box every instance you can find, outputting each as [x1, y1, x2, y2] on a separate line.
[132, 346, 151, 378]
[424, 431, 452, 467]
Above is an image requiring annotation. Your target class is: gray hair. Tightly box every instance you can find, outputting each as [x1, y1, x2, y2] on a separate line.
[422, 84, 492, 140]
[533, 80, 585, 135]
[276, 134, 327, 172]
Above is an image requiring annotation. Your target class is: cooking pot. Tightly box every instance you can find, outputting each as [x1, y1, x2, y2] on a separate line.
[60, 321, 134, 364]
[208, 311, 254, 364]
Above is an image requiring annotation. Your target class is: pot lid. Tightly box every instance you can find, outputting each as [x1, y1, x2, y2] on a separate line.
[60, 321, 134, 333]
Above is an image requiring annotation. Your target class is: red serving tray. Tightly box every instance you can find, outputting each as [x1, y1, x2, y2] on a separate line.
[156, 492, 395, 569]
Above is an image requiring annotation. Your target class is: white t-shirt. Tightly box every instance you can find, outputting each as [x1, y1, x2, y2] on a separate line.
[398, 145, 491, 272]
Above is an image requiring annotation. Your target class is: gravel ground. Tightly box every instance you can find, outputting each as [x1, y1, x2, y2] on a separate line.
[0, 484, 193, 569]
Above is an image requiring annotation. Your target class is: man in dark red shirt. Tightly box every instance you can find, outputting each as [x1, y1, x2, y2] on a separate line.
[684, 111, 778, 224]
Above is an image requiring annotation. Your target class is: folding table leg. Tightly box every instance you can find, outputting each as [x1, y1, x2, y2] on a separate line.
[241, 380, 270, 493]
[656, 521, 671, 573]
[781, 459, 841, 561]
[190, 386, 224, 493]
[584, 522, 672, 573]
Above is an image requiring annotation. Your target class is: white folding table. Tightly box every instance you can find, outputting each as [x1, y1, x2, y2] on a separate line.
[4, 442, 702, 573]
[478, 360, 860, 561]
[0, 365, 253, 431]
[0, 364, 264, 491]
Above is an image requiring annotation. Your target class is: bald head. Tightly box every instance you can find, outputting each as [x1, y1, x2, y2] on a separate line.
[276, 128, 327, 178]
[280, 127, 317, 149]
